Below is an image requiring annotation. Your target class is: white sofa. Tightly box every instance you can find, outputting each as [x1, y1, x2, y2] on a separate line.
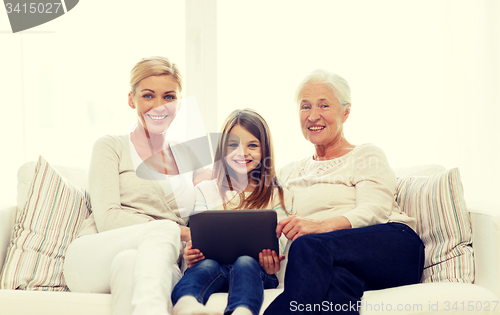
[1, 162, 500, 315]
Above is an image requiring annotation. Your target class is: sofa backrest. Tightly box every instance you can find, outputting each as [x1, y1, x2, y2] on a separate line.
[0, 206, 16, 274]
[393, 164, 445, 177]
[15, 162, 461, 285]
[16, 162, 448, 218]
[17, 162, 89, 215]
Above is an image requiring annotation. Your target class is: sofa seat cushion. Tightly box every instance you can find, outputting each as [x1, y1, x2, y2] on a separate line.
[361, 282, 500, 315]
[206, 288, 284, 315]
[0, 290, 111, 315]
[0, 284, 498, 315]
[201, 282, 500, 315]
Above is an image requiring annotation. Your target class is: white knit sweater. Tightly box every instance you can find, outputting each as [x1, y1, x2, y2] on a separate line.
[278, 143, 416, 231]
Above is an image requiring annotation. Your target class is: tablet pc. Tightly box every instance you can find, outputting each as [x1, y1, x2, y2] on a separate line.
[189, 210, 279, 265]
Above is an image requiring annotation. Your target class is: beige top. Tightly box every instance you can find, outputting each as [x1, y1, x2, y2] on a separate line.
[279, 143, 416, 231]
[78, 135, 203, 237]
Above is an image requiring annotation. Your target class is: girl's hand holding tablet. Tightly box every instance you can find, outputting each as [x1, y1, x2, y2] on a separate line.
[259, 249, 285, 275]
[183, 240, 205, 268]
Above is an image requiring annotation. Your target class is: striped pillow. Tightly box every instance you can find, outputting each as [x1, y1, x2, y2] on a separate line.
[396, 168, 474, 283]
[0, 156, 91, 291]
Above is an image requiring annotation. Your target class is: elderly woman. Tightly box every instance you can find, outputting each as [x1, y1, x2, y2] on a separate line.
[264, 70, 424, 315]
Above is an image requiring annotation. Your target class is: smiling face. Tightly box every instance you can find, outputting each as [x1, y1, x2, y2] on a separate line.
[128, 75, 180, 135]
[299, 82, 350, 148]
[225, 124, 262, 177]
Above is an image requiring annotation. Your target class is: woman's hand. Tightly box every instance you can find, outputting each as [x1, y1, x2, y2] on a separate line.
[276, 215, 351, 241]
[259, 249, 284, 274]
[179, 226, 191, 242]
[184, 240, 205, 268]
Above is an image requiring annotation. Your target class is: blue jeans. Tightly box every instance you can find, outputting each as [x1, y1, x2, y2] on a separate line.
[172, 255, 279, 315]
[264, 223, 425, 315]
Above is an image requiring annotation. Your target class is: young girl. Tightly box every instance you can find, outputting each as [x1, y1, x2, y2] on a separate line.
[171, 109, 293, 315]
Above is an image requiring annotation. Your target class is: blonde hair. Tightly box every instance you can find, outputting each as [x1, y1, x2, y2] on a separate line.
[213, 109, 288, 212]
[129, 56, 183, 95]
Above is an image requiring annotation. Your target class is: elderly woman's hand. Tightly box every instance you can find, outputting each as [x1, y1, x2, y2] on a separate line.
[276, 216, 323, 241]
[277, 215, 352, 241]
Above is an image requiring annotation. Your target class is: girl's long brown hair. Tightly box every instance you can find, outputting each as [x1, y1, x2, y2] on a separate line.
[213, 109, 288, 213]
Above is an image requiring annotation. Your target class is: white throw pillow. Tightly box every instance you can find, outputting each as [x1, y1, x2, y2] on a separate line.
[16, 161, 89, 216]
[396, 168, 474, 283]
[0, 156, 91, 291]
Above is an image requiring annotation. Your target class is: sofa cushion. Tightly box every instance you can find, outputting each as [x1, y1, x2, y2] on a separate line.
[0, 156, 91, 291]
[205, 288, 283, 315]
[360, 282, 498, 315]
[396, 168, 474, 283]
[203, 283, 498, 315]
[0, 289, 111, 315]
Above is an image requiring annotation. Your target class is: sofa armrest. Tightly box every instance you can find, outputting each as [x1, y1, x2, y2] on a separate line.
[0, 205, 17, 273]
[468, 202, 500, 299]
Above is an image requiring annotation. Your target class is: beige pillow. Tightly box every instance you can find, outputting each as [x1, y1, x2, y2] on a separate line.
[0, 156, 91, 291]
[396, 168, 474, 283]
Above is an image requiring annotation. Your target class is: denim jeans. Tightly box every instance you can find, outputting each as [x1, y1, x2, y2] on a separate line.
[264, 223, 425, 315]
[172, 255, 279, 315]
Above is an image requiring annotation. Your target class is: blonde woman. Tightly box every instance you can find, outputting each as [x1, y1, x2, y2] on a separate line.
[64, 57, 205, 315]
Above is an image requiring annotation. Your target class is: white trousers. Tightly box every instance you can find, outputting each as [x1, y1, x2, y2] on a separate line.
[64, 220, 182, 315]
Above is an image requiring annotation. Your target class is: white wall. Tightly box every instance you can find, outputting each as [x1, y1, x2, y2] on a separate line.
[0, 33, 24, 208]
[0, 0, 185, 205]
[1, 0, 498, 207]
[216, 0, 500, 205]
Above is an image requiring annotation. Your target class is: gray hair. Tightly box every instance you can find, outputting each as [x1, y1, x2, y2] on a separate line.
[295, 69, 351, 107]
